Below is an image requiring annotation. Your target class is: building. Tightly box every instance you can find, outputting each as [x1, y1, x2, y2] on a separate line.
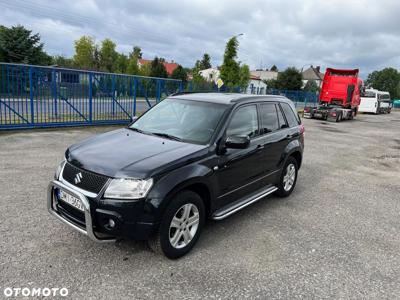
[246, 75, 268, 95]
[250, 70, 278, 81]
[199, 68, 220, 82]
[137, 59, 179, 76]
[302, 65, 324, 87]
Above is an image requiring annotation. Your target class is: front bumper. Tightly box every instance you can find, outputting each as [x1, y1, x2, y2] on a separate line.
[48, 180, 158, 242]
[48, 180, 116, 242]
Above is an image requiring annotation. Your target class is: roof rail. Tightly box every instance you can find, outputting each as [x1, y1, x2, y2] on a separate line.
[169, 91, 198, 96]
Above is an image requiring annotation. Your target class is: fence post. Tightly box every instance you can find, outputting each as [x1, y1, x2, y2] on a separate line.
[29, 67, 34, 125]
[89, 73, 93, 123]
[156, 79, 161, 102]
[112, 75, 116, 115]
[52, 69, 58, 117]
[133, 77, 137, 116]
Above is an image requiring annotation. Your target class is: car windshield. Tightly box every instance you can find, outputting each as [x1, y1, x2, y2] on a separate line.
[362, 91, 376, 98]
[130, 98, 228, 144]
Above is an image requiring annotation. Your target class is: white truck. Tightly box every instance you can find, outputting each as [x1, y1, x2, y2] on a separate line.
[359, 89, 392, 114]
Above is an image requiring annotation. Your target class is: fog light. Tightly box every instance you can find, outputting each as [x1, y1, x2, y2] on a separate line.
[108, 219, 115, 228]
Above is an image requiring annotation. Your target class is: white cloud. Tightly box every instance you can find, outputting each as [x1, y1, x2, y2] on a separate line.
[1, 0, 399, 76]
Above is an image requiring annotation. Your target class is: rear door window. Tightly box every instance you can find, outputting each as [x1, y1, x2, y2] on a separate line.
[259, 103, 279, 134]
[280, 103, 300, 127]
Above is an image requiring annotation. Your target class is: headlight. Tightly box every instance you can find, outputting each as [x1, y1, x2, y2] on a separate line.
[55, 158, 66, 179]
[104, 178, 153, 199]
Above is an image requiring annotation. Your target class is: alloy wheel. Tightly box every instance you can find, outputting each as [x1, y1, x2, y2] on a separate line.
[283, 163, 296, 192]
[169, 203, 200, 249]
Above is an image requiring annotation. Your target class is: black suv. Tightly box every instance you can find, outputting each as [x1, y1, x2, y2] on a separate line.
[48, 93, 304, 258]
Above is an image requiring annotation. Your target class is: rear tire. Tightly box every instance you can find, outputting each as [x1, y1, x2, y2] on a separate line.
[275, 157, 298, 197]
[148, 190, 205, 259]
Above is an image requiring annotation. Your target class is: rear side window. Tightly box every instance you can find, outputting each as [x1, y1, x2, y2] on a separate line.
[280, 103, 300, 127]
[227, 105, 258, 138]
[260, 103, 279, 133]
[276, 104, 287, 129]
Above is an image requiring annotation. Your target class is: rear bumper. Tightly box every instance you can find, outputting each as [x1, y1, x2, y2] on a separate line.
[48, 180, 157, 242]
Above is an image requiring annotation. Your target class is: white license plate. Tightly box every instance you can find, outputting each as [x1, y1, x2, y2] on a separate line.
[314, 113, 323, 118]
[58, 190, 85, 212]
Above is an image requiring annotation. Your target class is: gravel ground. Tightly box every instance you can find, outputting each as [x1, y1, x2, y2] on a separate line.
[0, 111, 399, 299]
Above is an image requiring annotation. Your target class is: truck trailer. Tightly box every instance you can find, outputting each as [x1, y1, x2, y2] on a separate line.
[303, 68, 363, 122]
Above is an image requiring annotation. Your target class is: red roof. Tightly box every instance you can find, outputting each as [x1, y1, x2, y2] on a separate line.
[138, 59, 179, 75]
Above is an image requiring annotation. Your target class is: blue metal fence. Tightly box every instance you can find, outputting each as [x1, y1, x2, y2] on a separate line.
[266, 88, 319, 109]
[0, 62, 319, 130]
[0, 63, 183, 129]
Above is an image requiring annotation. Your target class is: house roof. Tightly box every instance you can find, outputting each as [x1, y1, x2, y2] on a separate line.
[138, 59, 179, 75]
[250, 75, 262, 80]
[302, 66, 324, 81]
[250, 70, 278, 81]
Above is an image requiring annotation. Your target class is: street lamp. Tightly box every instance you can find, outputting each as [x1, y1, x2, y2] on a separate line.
[233, 33, 244, 39]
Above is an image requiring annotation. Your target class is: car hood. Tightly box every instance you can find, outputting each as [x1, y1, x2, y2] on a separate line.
[67, 128, 207, 178]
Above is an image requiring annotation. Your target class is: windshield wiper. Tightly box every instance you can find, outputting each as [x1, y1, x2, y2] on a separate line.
[128, 127, 150, 135]
[150, 132, 183, 141]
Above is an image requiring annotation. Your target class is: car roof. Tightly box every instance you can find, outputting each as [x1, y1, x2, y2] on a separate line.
[169, 92, 290, 105]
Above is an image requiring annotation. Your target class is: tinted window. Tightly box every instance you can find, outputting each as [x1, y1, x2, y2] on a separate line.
[260, 103, 279, 133]
[280, 103, 300, 127]
[276, 104, 287, 129]
[227, 105, 258, 138]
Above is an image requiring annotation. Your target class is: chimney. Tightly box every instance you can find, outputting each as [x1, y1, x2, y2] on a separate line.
[316, 66, 320, 72]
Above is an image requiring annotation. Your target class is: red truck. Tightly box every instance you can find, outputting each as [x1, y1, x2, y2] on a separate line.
[303, 68, 363, 122]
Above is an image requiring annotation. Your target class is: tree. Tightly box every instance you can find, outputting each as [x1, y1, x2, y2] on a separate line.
[365, 68, 400, 98]
[220, 37, 241, 87]
[115, 53, 128, 73]
[73, 36, 96, 69]
[99, 38, 118, 72]
[200, 53, 211, 69]
[52, 55, 74, 68]
[126, 57, 140, 75]
[303, 80, 320, 92]
[150, 57, 168, 78]
[171, 65, 188, 82]
[275, 67, 302, 90]
[0, 26, 6, 62]
[270, 65, 278, 72]
[238, 64, 250, 89]
[265, 79, 279, 89]
[0, 25, 51, 64]
[193, 53, 212, 71]
[130, 46, 142, 59]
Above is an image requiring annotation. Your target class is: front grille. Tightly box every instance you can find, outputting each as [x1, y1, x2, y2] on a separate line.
[56, 201, 86, 228]
[62, 162, 109, 194]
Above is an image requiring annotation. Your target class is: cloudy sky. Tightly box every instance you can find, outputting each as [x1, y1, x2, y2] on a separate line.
[1, 0, 400, 77]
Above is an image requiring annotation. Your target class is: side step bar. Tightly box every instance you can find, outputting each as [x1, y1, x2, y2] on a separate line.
[211, 186, 278, 220]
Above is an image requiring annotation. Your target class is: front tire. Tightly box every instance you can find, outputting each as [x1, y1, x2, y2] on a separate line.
[275, 157, 298, 197]
[148, 190, 205, 259]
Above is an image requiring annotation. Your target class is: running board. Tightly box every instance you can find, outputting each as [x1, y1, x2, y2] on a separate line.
[211, 186, 278, 220]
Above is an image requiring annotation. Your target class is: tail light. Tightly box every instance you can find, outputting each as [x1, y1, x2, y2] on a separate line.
[304, 107, 310, 112]
[300, 124, 305, 135]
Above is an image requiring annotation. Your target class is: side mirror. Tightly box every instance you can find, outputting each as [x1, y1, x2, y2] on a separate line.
[128, 116, 139, 126]
[225, 135, 250, 149]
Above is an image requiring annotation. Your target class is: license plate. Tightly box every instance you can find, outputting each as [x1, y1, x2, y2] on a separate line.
[314, 113, 323, 118]
[58, 189, 85, 212]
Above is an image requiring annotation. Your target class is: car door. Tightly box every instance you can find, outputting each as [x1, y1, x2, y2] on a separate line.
[257, 102, 290, 185]
[215, 104, 266, 208]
